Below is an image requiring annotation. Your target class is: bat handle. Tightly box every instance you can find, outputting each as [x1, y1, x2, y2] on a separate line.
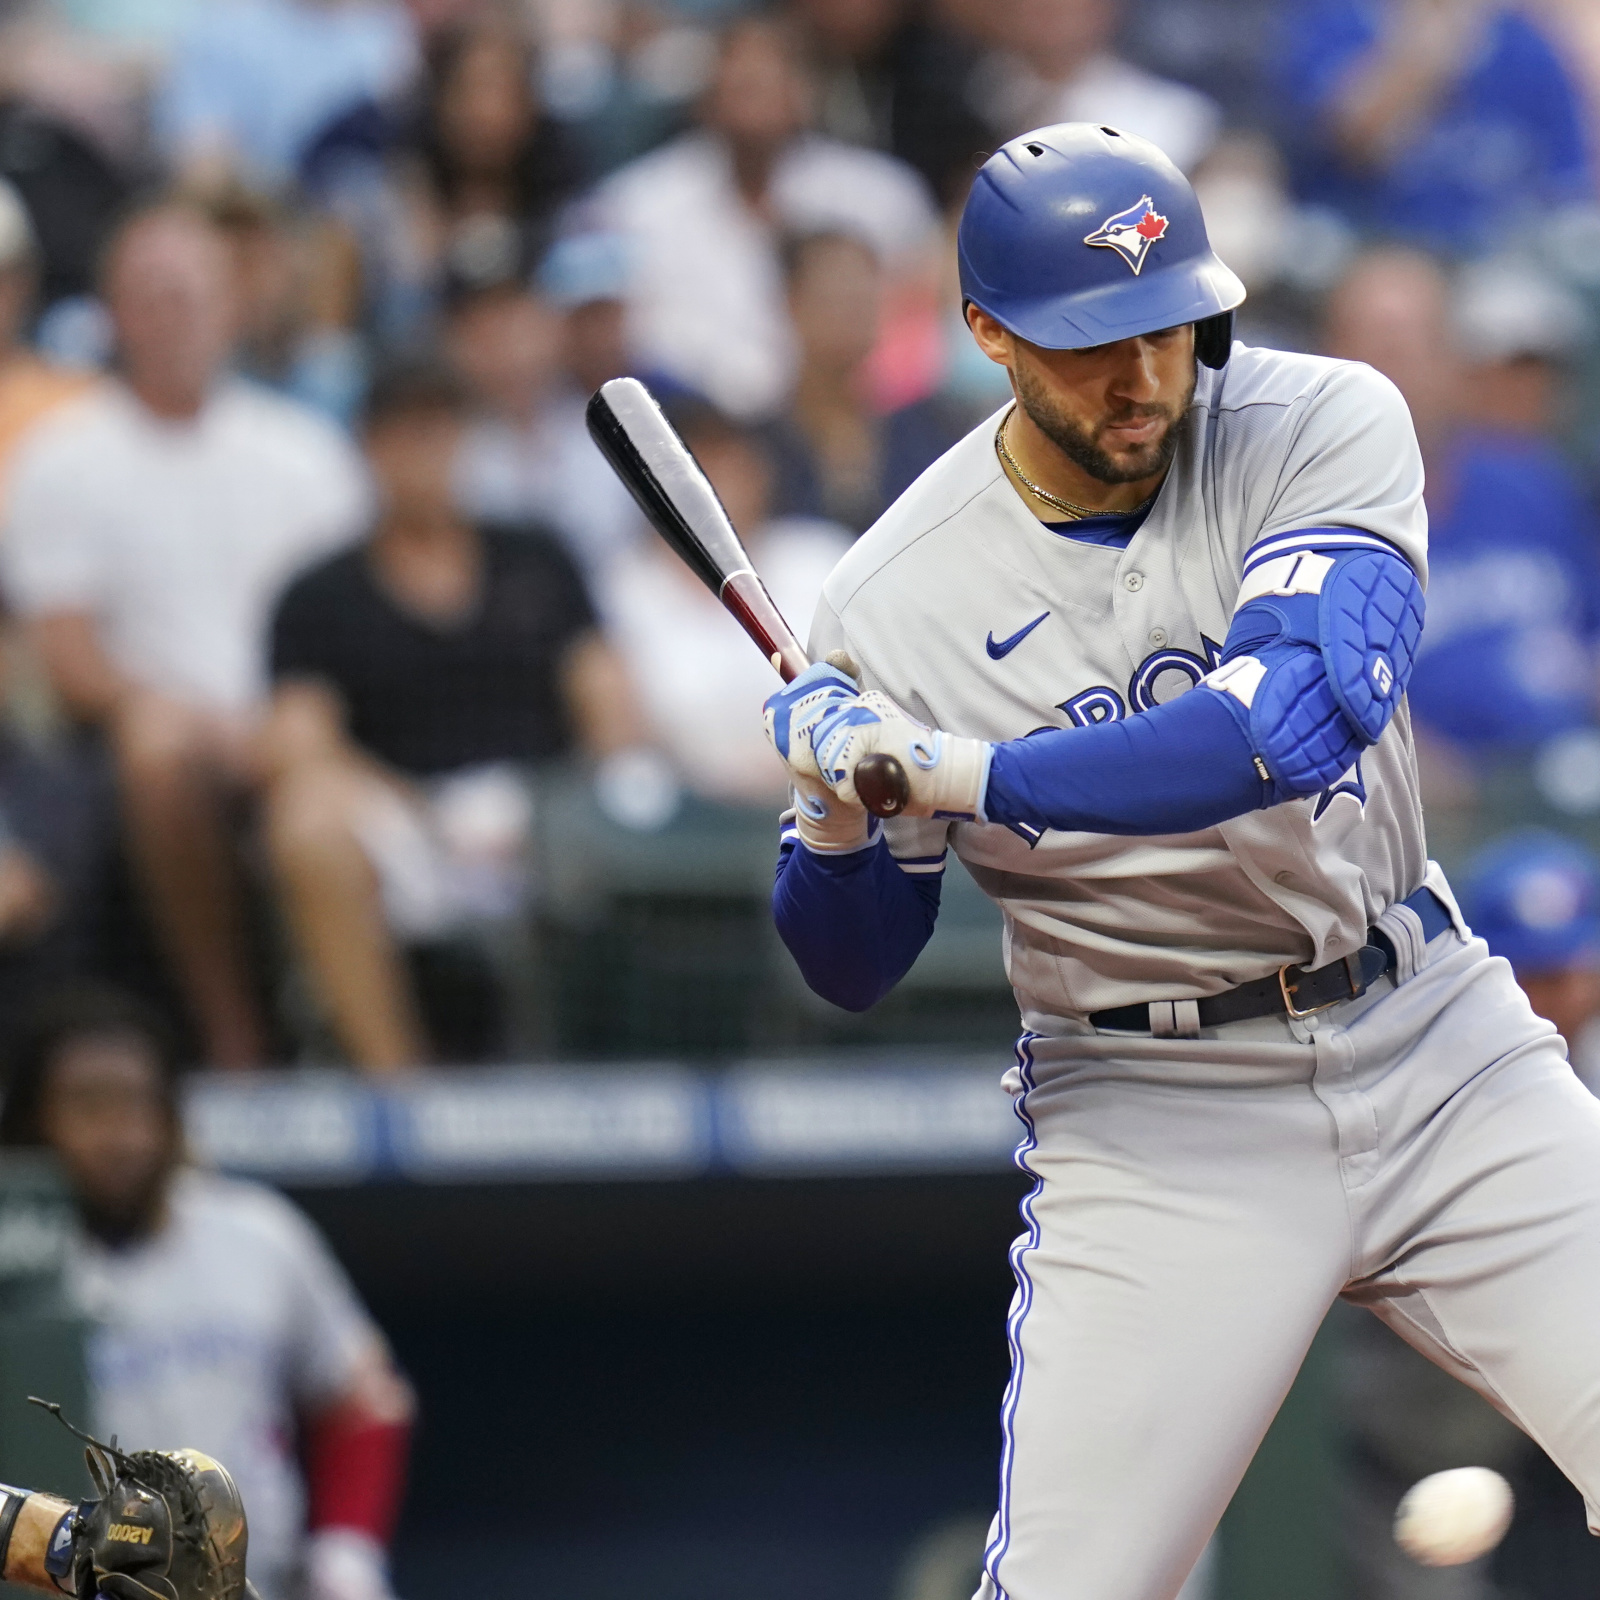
[855, 752, 910, 818]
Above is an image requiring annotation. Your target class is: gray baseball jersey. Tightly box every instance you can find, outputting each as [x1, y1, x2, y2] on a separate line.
[809, 344, 1428, 1027]
[802, 345, 1600, 1600]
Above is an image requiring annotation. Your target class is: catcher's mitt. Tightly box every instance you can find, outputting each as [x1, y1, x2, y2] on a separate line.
[30, 1401, 252, 1600]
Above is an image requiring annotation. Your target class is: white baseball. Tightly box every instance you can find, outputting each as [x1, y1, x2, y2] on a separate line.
[1393, 1467, 1514, 1566]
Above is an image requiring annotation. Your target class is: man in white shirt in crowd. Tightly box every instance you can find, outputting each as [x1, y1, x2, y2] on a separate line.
[593, 12, 938, 420]
[1, 202, 370, 1066]
[0, 982, 414, 1600]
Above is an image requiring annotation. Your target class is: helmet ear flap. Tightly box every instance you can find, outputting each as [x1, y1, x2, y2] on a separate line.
[1194, 311, 1234, 369]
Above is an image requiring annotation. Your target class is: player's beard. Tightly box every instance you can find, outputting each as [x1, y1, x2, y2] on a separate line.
[1013, 359, 1196, 486]
[76, 1161, 172, 1246]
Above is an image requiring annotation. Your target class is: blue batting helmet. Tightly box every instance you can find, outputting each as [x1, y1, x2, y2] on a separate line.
[1465, 828, 1600, 975]
[958, 123, 1245, 368]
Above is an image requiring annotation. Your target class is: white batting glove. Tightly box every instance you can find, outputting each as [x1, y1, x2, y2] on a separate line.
[762, 662, 872, 852]
[811, 692, 991, 821]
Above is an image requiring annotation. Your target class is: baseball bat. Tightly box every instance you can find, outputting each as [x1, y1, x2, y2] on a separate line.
[585, 376, 910, 819]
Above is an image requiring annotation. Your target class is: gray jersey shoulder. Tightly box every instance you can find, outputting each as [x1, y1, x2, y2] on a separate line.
[821, 345, 1423, 628]
[807, 345, 1431, 1023]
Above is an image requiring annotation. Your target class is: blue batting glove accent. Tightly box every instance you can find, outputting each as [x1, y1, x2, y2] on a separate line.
[812, 700, 886, 786]
[763, 662, 858, 761]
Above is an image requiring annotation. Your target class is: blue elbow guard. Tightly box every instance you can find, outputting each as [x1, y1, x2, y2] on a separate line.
[1204, 543, 1425, 800]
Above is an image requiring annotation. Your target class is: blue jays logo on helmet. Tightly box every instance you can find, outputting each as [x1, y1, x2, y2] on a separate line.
[957, 125, 1243, 360]
[1083, 195, 1170, 276]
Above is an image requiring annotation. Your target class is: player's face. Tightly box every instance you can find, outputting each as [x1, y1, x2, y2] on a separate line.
[38, 1032, 178, 1244]
[1009, 324, 1197, 486]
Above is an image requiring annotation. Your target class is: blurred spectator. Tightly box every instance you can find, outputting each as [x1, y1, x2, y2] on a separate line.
[1, 203, 370, 1066]
[0, 177, 92, 509]
[53, 0, 205, 51]
[1277, 0, 1592, 253]
[0, 983, 414, 1600]
[1322, 247, 1600, 757]
[768, 229, 888, 531]
[524, 2, 721, 179]
[264, 361, 645, 1070]
[1323, 247, 1458, 457]
[1467, 827, 1600, 1091]
[0, 1, 191, 162]
[541, 227, 633, 397]
[1453, 254, 1591, 437]
[0, 173, 106, 1013]
[788, 0, 993, 205]
[767, 229, 966, 532]
[970, 0, 1221, 173]
[601, 397, 849, 803]
[445, 250, 641, 581]
[592, 13, 938, 419]
[411, 21, 583, 264]
[303, 17, 584, 346]
[204, 183, 367, 424]
[0, 91, 130, 312]
[154, 0, 417, 189]
[0, 712, 107, 1027]
[0, 772, 66, 987]
[1188, 132, 1321, 346]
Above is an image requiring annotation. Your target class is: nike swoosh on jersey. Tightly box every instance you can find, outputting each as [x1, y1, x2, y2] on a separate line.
[986, 612, 1051, 660]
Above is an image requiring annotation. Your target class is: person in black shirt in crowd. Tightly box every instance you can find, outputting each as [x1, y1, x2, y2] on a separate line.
[263, 360, 641, 1071]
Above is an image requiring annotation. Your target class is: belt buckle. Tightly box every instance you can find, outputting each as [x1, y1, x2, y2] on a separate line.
[1278, 953, 1363, 1020]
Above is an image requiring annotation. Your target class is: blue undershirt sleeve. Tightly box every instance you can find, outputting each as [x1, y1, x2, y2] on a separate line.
[983, 686, 1269, 840]
[772, 832, 944, 1011]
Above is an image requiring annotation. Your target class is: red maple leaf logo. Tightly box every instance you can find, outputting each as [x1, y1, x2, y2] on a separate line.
[1135, 209, 1168, 241]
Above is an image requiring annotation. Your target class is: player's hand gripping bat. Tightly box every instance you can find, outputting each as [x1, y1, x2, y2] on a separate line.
[585, 377, 910, 818]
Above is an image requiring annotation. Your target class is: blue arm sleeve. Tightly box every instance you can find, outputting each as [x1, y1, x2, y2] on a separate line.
[772, 833, 943, 1011]
[984, 686, 1269, 840]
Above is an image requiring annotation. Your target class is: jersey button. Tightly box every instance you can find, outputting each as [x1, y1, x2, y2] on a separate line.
[1274, 870, 1295, 887]
[1148, 627, 1168, 646]
[1123, 572, 1144, 592]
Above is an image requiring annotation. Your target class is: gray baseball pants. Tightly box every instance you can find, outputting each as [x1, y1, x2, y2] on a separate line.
[973, 905, 1600, 1600]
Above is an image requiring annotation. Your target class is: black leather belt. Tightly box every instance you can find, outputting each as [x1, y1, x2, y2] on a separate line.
[1088, 886, 1453, 1033]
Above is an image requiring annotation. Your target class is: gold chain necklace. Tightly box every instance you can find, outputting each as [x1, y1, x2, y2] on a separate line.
[994, 408, 1153, 522]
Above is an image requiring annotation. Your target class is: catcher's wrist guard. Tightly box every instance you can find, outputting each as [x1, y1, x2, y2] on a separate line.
[0, 1483, 28, 1574]
[44, 1507, 77, 1591]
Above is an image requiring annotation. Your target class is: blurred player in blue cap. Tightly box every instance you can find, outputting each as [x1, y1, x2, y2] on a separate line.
[1467, 829, 1600, 1093]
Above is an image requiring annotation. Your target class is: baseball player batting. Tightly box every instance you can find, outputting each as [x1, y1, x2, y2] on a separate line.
[761, 124, 1600, 1599]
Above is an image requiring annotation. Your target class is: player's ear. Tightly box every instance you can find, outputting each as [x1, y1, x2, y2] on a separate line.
[964, 302, 1014, 368]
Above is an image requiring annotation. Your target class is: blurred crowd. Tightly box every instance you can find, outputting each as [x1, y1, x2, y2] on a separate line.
[6, 6, 1600, 1598]
[0, 0, 1597, 1077]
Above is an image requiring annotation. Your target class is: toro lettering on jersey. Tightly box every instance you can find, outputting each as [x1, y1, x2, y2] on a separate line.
[1052, 637, 1367, 823]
